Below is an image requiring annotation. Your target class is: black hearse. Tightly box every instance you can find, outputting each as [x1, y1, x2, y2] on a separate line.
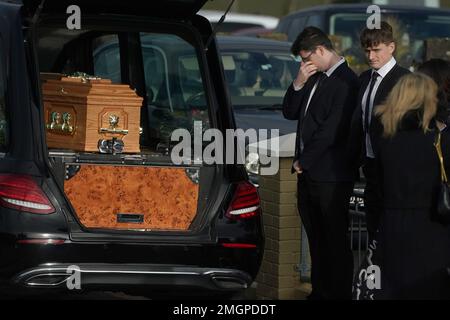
[0, 0, 264, 298]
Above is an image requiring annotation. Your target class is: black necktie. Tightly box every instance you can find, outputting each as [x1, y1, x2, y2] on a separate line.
[316, 72, 328, 91]
[303, 72, 327, 117]
[364, 71, 380, 133]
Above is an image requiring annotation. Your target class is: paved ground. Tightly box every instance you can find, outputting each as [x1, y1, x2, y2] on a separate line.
[44, 291, 150, 300]
[0, 291, 149, 300]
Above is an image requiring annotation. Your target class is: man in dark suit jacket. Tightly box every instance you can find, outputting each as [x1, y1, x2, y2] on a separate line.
[283, 26, 359, 300]
[348, 22, 410, 243]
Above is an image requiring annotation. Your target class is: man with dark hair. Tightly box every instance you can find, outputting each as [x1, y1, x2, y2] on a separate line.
[348, 21, 410, 243]
[283, 26, 359, 300]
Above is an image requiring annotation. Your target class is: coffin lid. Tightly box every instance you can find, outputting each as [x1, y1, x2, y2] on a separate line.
[42, 77, 143, 106]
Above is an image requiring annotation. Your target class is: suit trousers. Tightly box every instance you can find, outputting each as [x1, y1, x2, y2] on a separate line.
[297, 172, 354, 299]
[362, 158, 382, 243]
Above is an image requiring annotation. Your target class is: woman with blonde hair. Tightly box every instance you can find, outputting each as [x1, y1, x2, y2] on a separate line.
[355, 73, 450, 300]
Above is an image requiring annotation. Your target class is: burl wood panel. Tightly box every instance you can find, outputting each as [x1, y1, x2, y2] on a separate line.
[64, 166, 199, 231]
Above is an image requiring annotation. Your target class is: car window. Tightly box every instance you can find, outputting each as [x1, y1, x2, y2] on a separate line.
[93, 35, 121, 83]
[0, 36, 8, 151]
[286, 14, 322, 41]
[140, 33, 210, 152]
[221, 49, 299, 108]
[305, 14, 323, 29]
[288, 16, 307, 41]
[211, 22, 265, 34]
[38, 28, 93, 74]
[276, 17, 291, 33]
[329, 12, 450, 71]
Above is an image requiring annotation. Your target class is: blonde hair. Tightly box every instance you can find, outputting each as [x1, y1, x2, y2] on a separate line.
[374, 73, 438, 137]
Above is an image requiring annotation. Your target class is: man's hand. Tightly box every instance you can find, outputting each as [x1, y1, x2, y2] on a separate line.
[293, 160, 303, 175]
[293, 61, 318, 88]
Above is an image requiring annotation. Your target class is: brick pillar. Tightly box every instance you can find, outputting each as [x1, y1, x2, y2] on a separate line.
[255, 157, 308, 300]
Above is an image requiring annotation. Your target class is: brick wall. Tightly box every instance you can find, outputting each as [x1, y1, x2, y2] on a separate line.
[255, 157, 311, 300]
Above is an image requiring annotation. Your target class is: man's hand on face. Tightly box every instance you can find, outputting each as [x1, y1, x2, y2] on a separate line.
[293, 160, 303, 175]
[293, 61, 318, 88]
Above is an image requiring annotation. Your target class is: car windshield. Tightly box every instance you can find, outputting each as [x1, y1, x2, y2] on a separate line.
[329, 12, 450, 72]
[220, 48, 299, 108]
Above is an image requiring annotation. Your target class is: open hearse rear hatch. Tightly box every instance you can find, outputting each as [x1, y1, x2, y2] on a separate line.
[33, 0, 222, 233]
[22, 0, 208, 19]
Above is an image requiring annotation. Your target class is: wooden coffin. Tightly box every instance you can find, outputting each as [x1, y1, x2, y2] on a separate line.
[42, 75, 143, 153]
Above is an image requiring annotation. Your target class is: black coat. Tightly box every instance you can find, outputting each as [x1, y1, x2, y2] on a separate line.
[348, 64, 410, 168]
[282, 61, 359, 182]
[374, 112, 450, 209]
[436, 90, 450, 124]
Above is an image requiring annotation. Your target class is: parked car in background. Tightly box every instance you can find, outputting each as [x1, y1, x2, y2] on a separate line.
[0, 0, 264, 299]
[230, 27, 275, 38]
[199, 10, 279, 33]
[217, 36, 298, 181]
[275, 4, 450, 72]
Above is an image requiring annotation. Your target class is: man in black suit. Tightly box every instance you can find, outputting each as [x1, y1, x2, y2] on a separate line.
[348, 22, 410, 243]
[283, 27, 359, 300]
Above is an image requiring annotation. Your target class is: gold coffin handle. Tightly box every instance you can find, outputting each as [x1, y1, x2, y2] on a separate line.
[100, 114, 128, 135]
[59, 87, 68, 95]
[99, 127, 129, 135]
[46, 111, 74, 135]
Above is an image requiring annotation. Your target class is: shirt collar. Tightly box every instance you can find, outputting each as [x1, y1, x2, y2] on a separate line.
[325, 57, 346, 77]
[373, 57, 396, 78]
